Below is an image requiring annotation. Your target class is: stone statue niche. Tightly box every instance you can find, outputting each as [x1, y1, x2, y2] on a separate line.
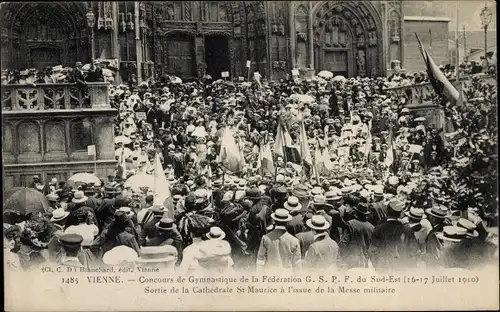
[356, 49, 366, 77]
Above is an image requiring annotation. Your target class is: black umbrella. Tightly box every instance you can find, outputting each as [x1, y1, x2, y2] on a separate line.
[3, 187, 50, 215]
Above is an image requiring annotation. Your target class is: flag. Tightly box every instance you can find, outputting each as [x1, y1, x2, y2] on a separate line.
[259, 142, 275, 176]
[120, 147, 127, 180]
[274, 121, 301, 164]
[152, 152, 172, 216]
[415, 33, 461, 105]
[219, 127, 244, 172]
[298, 116, 312, 166]
[384, 128, 395, 168]
[363, 120, 372, 163]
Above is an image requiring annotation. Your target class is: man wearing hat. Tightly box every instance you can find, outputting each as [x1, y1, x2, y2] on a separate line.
[423, 205, 450, 267]
[284, 196, 305, 236]
[303, 215, 339, 270]
[369, 199, 419, 271]
[58, 234, 85, 268]
[145, 218, 183, 263]
[140, 206, 167, 245]
[69, 61, 86, 88]
[46, 208, 71, 261]
[341, 203, 374, 269]
[256, 209, 301, 273]
[367, 187, 387, 226]
[244, 188, 271, 266]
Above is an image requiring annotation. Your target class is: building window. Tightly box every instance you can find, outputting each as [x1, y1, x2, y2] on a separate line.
[70, 119, 93, 152]
[45, 120, 66, 153]
[18, 122, 40, 154]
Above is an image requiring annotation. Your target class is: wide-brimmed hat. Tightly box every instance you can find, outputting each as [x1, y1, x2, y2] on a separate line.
[172, 195, 182, 202]
[103, 246, 138, 265]
[104, 184, 121, 194]
[354, 203, 371, 215]
[405, 207, 426, 220]
[284, 196, 302, 212]
[205, 226, 226, 240]
[306, 215, 330, 231]
[425, 205, 449, 219]
[50, 208, 70, 222]
[245, 188, 262, 200]
[456, 218, 479, 238]
[136, 245, 178, 263]
[71, 190, 88, 204]
[271, 208, 292, 222]
[118, 207, 135, 217]
[325, 190, 342, 201]
[155, 218, 175, 230]
[310, 186, 324, 197]
[436, 226, 468, 242]
[387, 199, 405, 213]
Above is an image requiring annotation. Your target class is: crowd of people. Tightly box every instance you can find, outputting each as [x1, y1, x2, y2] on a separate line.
[3, 61, 498, 274]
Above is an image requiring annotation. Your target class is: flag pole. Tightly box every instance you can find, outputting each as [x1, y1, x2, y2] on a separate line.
[279, 120, 288, 165]
[455, 0, 460, 82]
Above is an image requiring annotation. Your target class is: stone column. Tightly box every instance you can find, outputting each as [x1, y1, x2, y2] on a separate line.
[134, 1, 142, 83]
[94, 117, 115, 161]
[289, 1, 296, 69]
[308, 0, 314, 70]
[111, 1, 121, 83]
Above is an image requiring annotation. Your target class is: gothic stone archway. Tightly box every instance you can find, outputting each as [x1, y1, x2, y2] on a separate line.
[312, 1, 384, 77]
[0, 2, 89, 70]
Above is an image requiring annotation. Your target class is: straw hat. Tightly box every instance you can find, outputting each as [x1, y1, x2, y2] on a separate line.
[205, 226, 226, 240]
[284, 196, 302, 212]
[271, 208, 292, 222]
[306, 215, 330, 231]
[50, 208, 70, 222]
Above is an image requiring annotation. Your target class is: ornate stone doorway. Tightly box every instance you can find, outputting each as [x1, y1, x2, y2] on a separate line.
[29, 47, 62, 70]
[165, 33, 196, 79]
[312, 1, 383, 77]
[0, 2, 89, 69]
[204, 34, 230, 80]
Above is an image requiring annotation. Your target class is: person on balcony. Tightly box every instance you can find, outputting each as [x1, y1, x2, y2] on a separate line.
[86, 60, 104, 83]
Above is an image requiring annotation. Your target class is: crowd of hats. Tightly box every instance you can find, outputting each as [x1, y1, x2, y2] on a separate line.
[3, 63, 497, 272]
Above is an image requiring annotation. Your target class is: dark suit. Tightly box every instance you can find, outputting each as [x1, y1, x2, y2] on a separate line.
[145, 228, 183, 263]
[369, 219, 419, 271]
[286, 212, 306, 236]
[341, 219, 374, 268]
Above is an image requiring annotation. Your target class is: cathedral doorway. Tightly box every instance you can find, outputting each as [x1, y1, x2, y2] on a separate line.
[0, 2, 89, 69]
[165, 33, 196, 79]
[204, 34, 230, 80]
[312, 1, 383, 77]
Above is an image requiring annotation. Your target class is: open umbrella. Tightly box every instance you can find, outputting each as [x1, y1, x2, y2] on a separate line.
[3, 187, 50, 215]
[333, 75, 347, 82]
[170, 76, 182, 84]
[317, 70, 334, 79]
[115, 147, 132, 159]
[115, 135, 131, 145]
[123, 173, 155, 192]
[67, 172, 101, 189]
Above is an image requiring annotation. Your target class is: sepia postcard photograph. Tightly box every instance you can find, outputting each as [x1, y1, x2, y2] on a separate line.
[2, 0, 499, 310]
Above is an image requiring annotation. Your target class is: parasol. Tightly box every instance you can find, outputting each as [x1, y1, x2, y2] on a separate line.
[67, 172, 101, 189]
[115, 147, 132, 159]
[289, 93, 315, 103]
[115, 135, 131, 145]
[82, 64, 91, 71]
[333, 75, 347, 82]
[169, 76, 182, 84]
[3, 187, 50, 215]
[123, 173, 155, 192]
[317, 70, 334, 79]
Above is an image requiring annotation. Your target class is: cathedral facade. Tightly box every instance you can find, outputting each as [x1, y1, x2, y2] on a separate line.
[0, 1, 451, 81]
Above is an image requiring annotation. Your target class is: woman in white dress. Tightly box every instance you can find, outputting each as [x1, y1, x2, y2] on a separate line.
[64, 208, 99, 268]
